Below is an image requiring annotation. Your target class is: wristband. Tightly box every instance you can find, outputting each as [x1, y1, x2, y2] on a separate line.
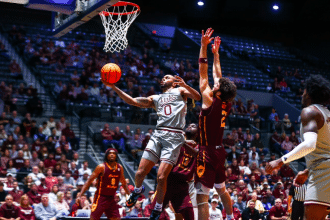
[199, 58, 208, 63]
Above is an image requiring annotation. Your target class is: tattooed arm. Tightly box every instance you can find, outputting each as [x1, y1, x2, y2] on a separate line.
[104, 83, 155, 109]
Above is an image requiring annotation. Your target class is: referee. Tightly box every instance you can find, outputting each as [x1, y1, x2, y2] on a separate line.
[288, 184, 306, 220]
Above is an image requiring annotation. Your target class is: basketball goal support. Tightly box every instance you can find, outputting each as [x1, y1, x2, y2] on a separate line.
[52, 0, 119, 38]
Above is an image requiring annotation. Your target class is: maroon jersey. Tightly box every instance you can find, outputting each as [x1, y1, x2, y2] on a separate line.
[199, 98, 231, 147]
[96, 162, 121, 196]
[168, 144, 197, 183]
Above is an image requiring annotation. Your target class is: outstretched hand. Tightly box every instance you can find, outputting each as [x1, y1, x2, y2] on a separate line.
[173, 75, 187, 87]
[201, 28, 214, 46]
[212, 36, 221, 54]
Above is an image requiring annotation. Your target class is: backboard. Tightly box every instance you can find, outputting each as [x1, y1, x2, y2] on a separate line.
[51, 0, 119, 38]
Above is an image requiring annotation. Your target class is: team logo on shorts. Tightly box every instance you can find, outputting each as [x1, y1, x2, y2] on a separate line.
[197, 165, 205, 178]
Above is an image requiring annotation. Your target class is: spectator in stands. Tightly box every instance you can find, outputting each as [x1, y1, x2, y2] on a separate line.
[247, 192, 264, 216]
[0, 182, 8, 203]
[241, 201, 262, 220]
[19, 194, 35, 220]
[22, 175, 34, 193]
[279, 164, 295, 180]
[247, 176, 260, 193]
[0, 195, 20, 219]
[2, 134, 15, 153]
[46, 117, 56, 131]
[281, 136, 294, 154]
[282, 113, 294, 133]
[63, 171, 76, 189]
[101, 123, 114, 151]
[261, 196, 272, 216]
[13, 150, 25, 169]
[237, 102, 248, 115]
[227, 147, 240, 164]
[289, 131, 299, 146]
[48, 185, 59, 204]
[17, 159, 31, 182]
[41, 122, 51, 137]
[58, 117, 66, 131]
[9, 60, 22, 79]
[34, 194, 65, 220]
[28, 166, 44, 186]
[54, 81, 63, 95]
[209, 198, 223, 220]
[4, 118, 17, 136]
[8, 181, 23, 204]
[234, 194, 246, 213]
[229, 158, 240, 176]
[70, 152, 81, 169]
[55, 135, 71, 151]
[251, 133, 267, 154]
[130, 134, 143, 158]
[273, 182, 286, 199]
[269, 130, 282, 156]
[30, 151, 40, 168]
[27, 183, 41, 206]
[45, 168, 58, 189]
[0, 112, 9, 127]
[279, 78, 289, 92]
[242, 134, 253, 150]
[44, 153, 57, 168]
[111, 126, 125, 152]
[38, 178, 50, 195]
[250, 104, 261, 129]
[54, 191, 69, 214]
[1, 149, 10, 169]
[78, 161, 91, 176]
[268, 198, 287, 220]
[76, 88, 89, 103]
[249, 146, 259, 160]
[269, 108, 280, 132]
[61, 123, 79, 150]
[238, 159, 251, 175]
[223, 133, 235, 149]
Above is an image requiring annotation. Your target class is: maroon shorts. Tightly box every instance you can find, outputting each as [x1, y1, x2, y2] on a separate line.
[91, 194, 120, 219]
[195, 145, 226, 189]
[151, 180, 193, 213]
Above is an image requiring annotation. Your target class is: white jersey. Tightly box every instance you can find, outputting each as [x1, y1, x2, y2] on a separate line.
[301, 104, 330, 170]
[152, 88, 187, 130]
[209, 207, 223, 220]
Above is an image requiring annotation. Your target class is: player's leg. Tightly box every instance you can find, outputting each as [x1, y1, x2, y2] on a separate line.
[127, 138, 160, 207]
[215, 183, 233, 219]
[304, 204, 328, 220]
[189, 180, 198, 220]
[155, 161, 173, 204]
[196, 190, 210, 220]
[135, 158, 156, 188]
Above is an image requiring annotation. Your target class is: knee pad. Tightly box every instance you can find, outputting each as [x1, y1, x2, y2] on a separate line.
[214, 182, 226, 196]
[195, 182, 211, 195]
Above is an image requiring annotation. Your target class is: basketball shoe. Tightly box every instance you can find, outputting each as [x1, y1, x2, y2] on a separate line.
[126, 185, 145, 208]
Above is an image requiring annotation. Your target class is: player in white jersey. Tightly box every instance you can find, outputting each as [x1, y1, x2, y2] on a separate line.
[266, 75, 330, 220]
[102, 75, 200, 220]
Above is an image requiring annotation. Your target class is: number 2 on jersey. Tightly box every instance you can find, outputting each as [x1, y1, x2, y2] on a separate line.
[221, 110, 228, 127]
[164, 105, 172, 115]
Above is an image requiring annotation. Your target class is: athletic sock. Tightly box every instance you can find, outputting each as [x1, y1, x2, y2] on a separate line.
[134, 186, 142, 194]
[226, 214, 234, 220]
[154, 202, 163, 211]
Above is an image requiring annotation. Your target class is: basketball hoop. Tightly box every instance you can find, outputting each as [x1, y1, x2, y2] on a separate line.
[99, 1, 140, 53]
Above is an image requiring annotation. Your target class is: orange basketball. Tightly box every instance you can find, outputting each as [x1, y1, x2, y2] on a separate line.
[101, 63, 122, 84]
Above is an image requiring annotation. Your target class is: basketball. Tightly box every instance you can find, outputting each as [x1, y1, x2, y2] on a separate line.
[101, 63, 122, 84]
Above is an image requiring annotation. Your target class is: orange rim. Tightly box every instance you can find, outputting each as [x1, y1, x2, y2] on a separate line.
[99, 1, 140, 16]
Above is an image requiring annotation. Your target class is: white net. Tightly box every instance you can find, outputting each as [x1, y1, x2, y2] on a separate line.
[100, 2, 140, 53]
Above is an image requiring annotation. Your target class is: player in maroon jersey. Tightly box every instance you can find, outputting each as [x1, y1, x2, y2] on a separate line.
[149, 123, 199, 219]
[78, 148, 130, 220]
[196, 28, 237, 220]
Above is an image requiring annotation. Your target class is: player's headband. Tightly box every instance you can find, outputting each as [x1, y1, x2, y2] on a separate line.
[106, 148, 118, 154]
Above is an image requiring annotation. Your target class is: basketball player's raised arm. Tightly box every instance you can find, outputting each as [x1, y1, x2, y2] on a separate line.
[212, 36, 222, 82]
[119, 165, 130, 195]
[79, 164, 104, 198]
[266, 106, 321, 174]
[101, 81, 155, 109]
[199, 28, 214, 106]
[174, 76, 201, 101]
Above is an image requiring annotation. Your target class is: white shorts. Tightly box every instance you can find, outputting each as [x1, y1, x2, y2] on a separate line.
[142, 129, 185, 165]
